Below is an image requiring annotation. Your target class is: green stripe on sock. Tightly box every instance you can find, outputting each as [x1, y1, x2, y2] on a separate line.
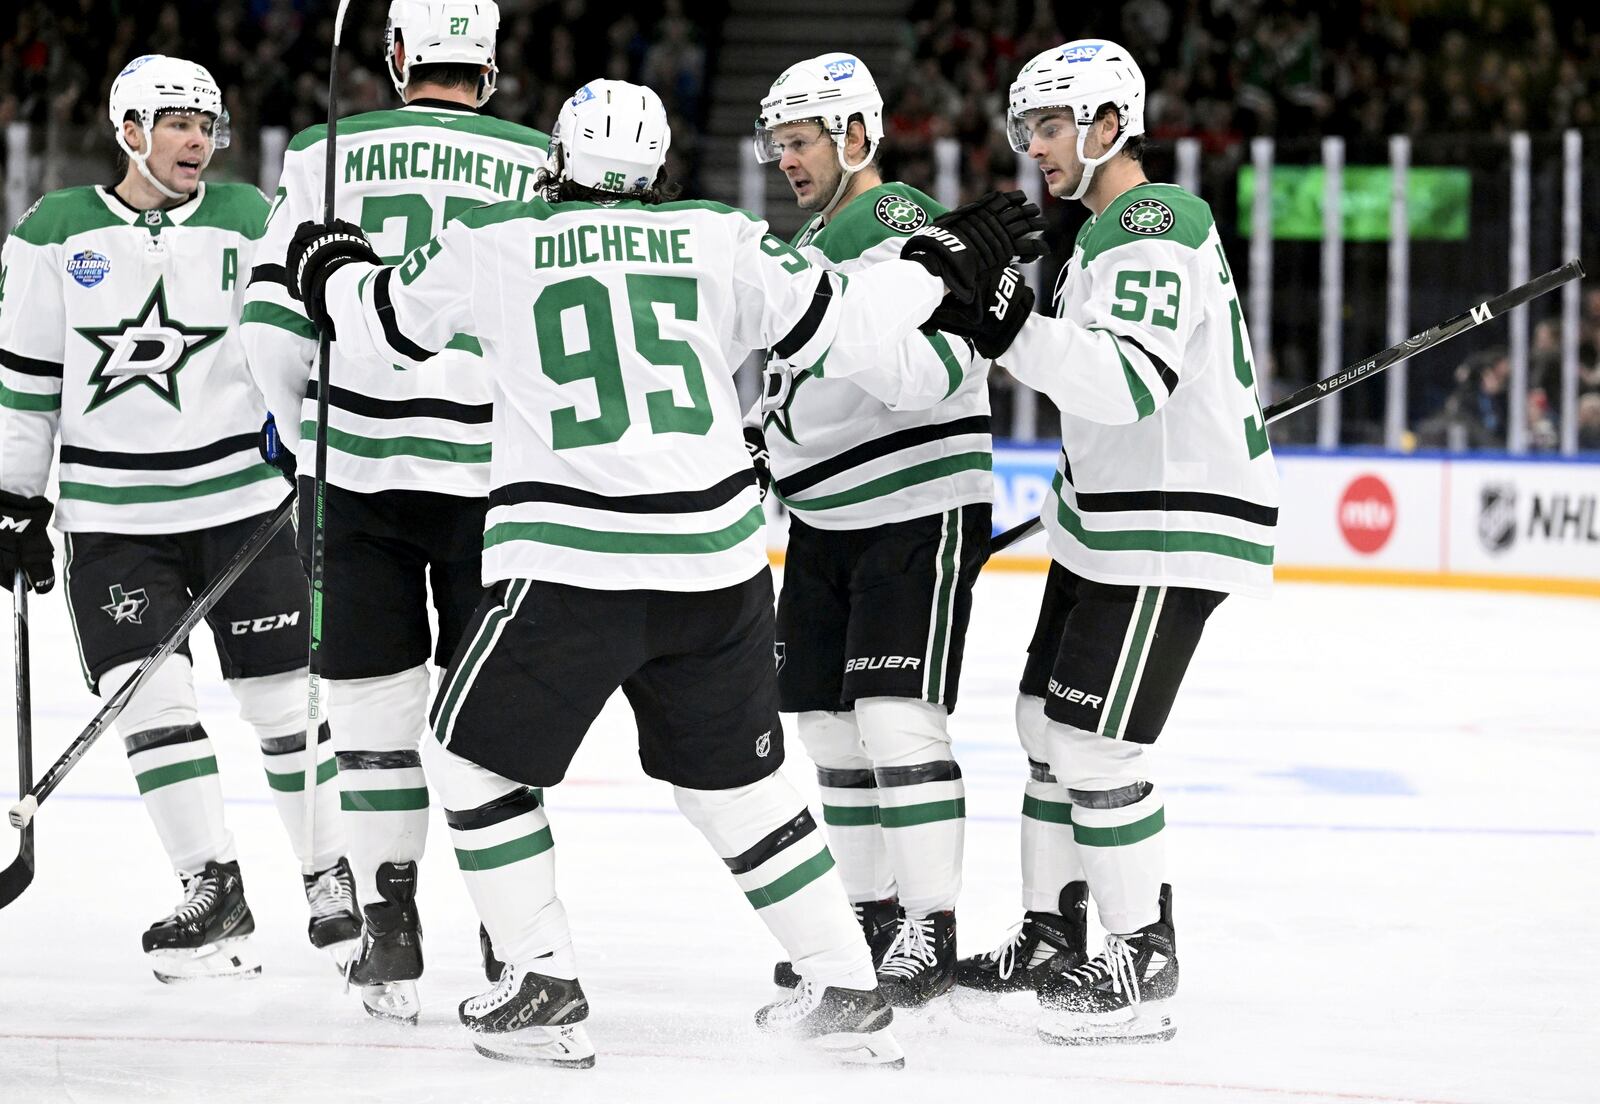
[341, 786, 429, 812]
[822, 804, 880, 826]
[1072, 806, 1166, 848]
[879, 797, 966, 828]
[454, 826, 553, 871]
[743, 848, 835, 909]
[135, 756, 219, 794]
[1021, 794, 1073, 824]
[263, 757, 338, 792]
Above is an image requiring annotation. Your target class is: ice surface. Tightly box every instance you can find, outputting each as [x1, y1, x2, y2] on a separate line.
[1, 571, 1595, 1103]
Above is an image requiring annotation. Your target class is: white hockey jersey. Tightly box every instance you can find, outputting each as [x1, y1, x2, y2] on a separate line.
[0, 183, 283, 534]
[241, 102, 550, 496]
[319, 196, 948, 591]
[762, 183, 992, 529]
[1001, 183, 1278, 596]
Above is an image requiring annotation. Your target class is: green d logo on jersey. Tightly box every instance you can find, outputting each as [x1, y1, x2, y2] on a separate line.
[76, 280, 226, 413]
[875, 194, 928, 233]
[1121, 198, 1175, 236]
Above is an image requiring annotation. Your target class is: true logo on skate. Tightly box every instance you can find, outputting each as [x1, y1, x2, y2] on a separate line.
[229, 611, 301, 635]
[1047, 679, 1103, 709]
[844, 655, 921, 673]
[101, 583, 150, 625]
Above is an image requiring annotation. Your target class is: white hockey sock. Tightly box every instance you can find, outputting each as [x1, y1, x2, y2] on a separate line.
[423, 736, 575, 976]
[229, 669, 345, 873]
[328, 667, 431, 904]
[1070, 783, 1166, 935]
[675, 774, 875, 992]
[124, 723, 235, 875]
[856, 697, 964, 917]
[798, 710, 895, 903]
[1016, 693, 1082, 913]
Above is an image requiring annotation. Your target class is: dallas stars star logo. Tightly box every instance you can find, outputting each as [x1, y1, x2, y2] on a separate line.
[101, 583, 150, 625]
[76, 280, 226, 413]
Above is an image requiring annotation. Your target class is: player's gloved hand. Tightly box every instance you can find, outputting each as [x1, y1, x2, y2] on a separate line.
[922, 264, 1036, 360]
[259, 413, 298, 484]
[0, 490, 56, 594]
[901, 191, 1048, 302]
[743, 424, 772, 502]
[286, 219, 381, 336]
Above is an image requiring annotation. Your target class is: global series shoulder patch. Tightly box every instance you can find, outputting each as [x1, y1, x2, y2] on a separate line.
[875, 193, 927, 233]
[1121, 198, 1174, 236]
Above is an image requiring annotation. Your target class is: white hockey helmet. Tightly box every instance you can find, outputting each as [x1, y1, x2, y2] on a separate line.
[1008, 39, 1145, 201]
[108, 54, 230, 201]
[551, 80, 672, 196]
[385, 0, 500, 107]
[754, 53, 883, 214]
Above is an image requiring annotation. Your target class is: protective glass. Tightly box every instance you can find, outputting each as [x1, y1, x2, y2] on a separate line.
[752, 121, 830, 164]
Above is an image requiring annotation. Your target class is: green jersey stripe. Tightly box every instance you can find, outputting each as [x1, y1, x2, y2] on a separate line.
[779, 453, 992, 513]
[264, 758, 339, 792]
[454, 825, 554, 871]
[1088, 327, 1155, 419]
[822, 804, 881, 827]
[742, 848, 836, 909]
[924, 331, 963, 399]
[1053, 475, 1274, 565]
[342, 787, 430, 812]
[1021, 794, 1073, 824]
[241, 300, 317, 340]
[59, 464, 280, 505]
[135, 756, 219, 794]
[484, 505, 764, 556]
[300, 421, 491, 464]
[879, 797, 966, 828]
[1073, 806, 1166, 848]
[0, 384, 62, 412]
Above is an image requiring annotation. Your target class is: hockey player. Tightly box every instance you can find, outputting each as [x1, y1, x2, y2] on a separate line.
[942, 40, 1279, 1044]
[240, 0, 549, 1023]
[750, 53, 1005, 1007]
[0, 55, 358, 981]
[284, 79, 1041, 1066]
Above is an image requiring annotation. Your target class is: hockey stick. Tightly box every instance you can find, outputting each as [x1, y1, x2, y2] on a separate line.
[988, 258, 1586, 556]
[1, 493, 295, 867]
[298, 0, 355, 879]
[0, 571, 35, 909]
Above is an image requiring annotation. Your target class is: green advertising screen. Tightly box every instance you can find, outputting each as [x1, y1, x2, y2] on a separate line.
[1236, 165, 1471, 241]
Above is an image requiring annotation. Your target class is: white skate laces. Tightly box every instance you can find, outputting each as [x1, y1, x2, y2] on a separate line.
[878, 916, 938, 980]
[163, 871, 221, 927]
[982, 919, 1029, 980]
[463, 962, 523, 1018]
[1063, 933, 1143, 1004]
[305, 866, 355, 921]
[763, 978, 824, 1029]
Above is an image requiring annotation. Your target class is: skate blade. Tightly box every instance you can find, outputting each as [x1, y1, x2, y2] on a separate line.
[359, 981, 421, 1026]
[813, 1024, 906, 1069]
[149, 937, 262, 984]
[322, 937, 360, 974]
[471, 1022, 596, 1068]
[1038, 998, 1176, 1046]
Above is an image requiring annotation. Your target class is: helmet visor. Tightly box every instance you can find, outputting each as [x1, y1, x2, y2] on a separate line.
[751, 120, 830, 165]
[152, 106, 231, 152]
[1006, 108, 1075, 154]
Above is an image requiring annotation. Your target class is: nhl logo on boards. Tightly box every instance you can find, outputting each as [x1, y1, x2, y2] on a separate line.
[1478, 483, 1517, 554]
[876, 194, 927, 233]
[1121, 199, 1174, 236]
[66, 250, 112, 288]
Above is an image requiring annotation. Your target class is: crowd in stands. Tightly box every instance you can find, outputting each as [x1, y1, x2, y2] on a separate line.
[0, 0, 719, 192]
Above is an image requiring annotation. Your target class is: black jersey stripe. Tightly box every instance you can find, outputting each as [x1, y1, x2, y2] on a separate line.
[772, 272, 834, 359]
[61, 433, 258, 471]
[304, 379, 492, 424]
[249, 263, 288, 288]
[773, 414, 992, 497]
[373, 268, 436, 362]
[1060, 450, 1277, 525]
[1118, 333, 1180, 394]
[490, 468, 756, 515]
[1, 350, 64, 379]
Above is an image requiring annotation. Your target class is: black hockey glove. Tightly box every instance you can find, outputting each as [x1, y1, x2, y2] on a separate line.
[923, 264, 1037, 360]
[258, 412, 298, 484]
[744, 424, 772, 502]
[286, 219, 381, 336]
[0, 490, 55, 594]
[900, 191, 1048, 302]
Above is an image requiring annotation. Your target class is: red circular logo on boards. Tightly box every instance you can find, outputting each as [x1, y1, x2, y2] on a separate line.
[1338, 474, 1395, 555]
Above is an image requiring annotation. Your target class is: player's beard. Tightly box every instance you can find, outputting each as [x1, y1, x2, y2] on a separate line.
[796, 156, 844, 214]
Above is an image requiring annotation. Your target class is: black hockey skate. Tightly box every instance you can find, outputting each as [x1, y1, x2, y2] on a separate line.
[460, 962, 596, 1068]
[303, 856, 362, 963]
[875, 910, 957, 1008]
[345, 861, 423, 1025]
[774, 897, 900, 989]
[755, 980, 905, 1067]
[142, 859, 260, 983]
[1038, 884, 1177, 1045]
[955, 882, 1088, 993]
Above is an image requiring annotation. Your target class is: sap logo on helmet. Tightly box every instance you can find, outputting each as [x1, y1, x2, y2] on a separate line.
[824, 58, 858, 81]
[67, 250, 112, 288]
[118, 55, 158, 77]
[1059, 44, 1105, 64]
[570, 84, 595, 106]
